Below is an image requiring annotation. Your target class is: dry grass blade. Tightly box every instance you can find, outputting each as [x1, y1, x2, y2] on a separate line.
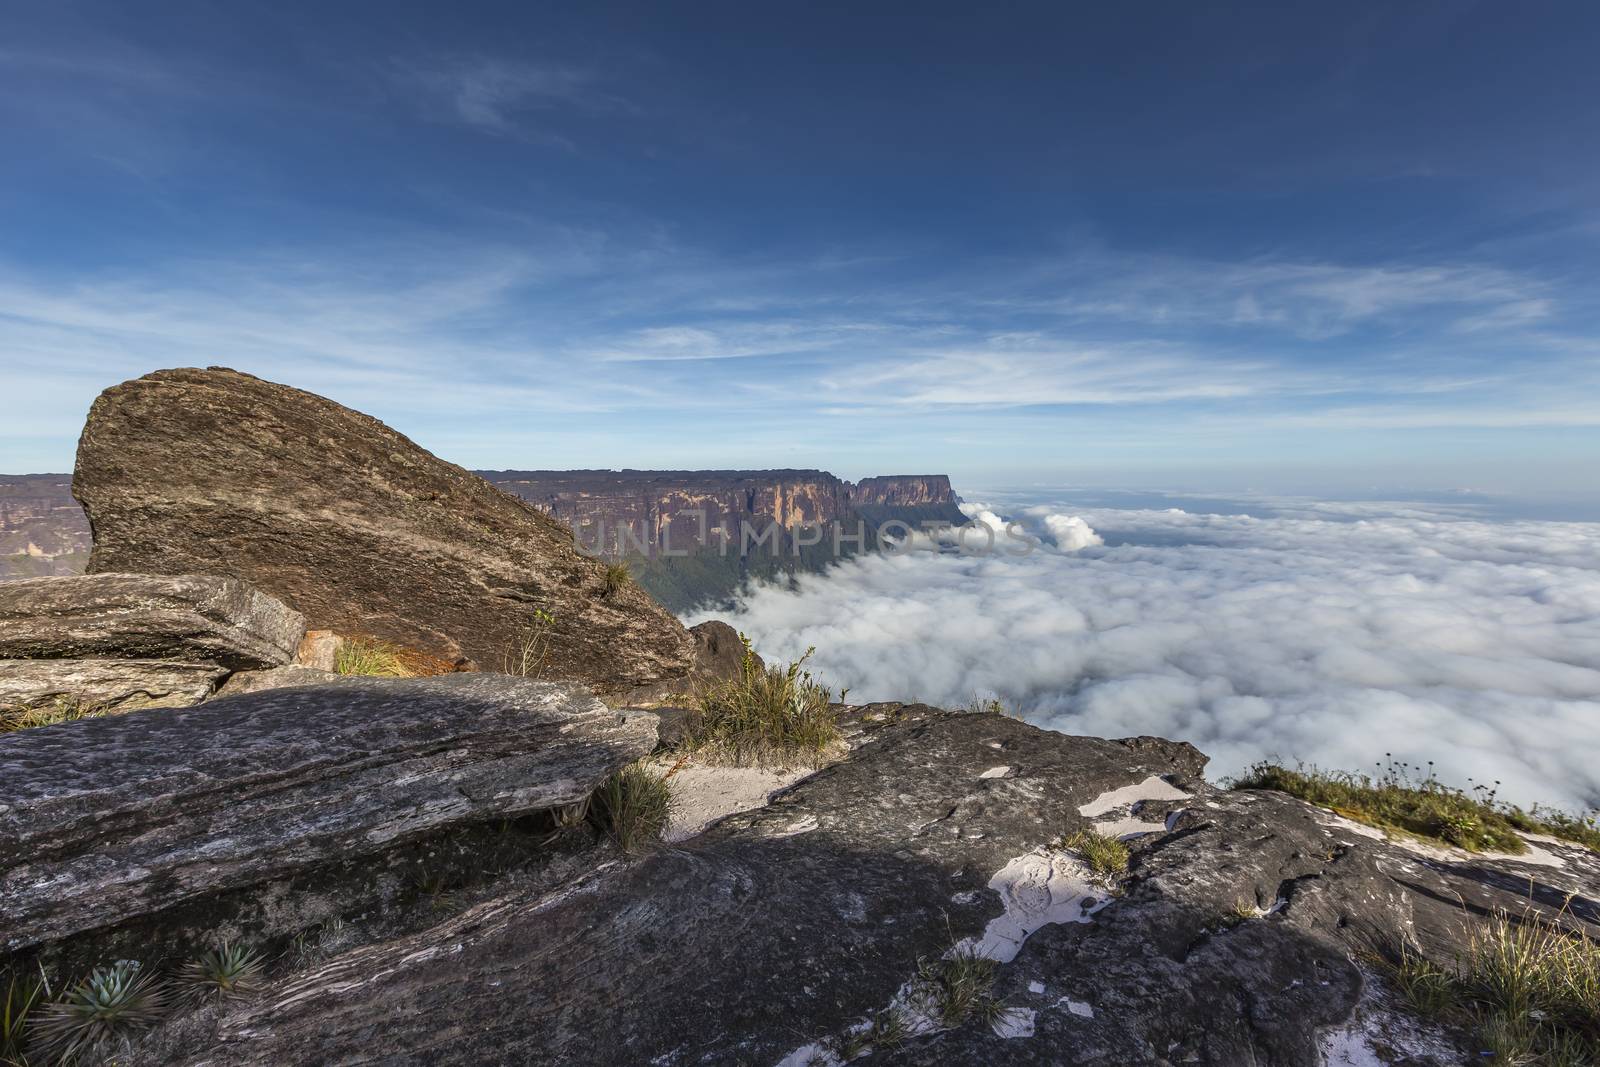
[0, 696, 115, 735]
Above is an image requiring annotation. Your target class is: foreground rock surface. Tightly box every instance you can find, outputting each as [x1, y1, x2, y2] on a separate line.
[0, 572, 303, 670]
[73, 367, 697, 700]
[0, 657, 226, 711]
[0, 674, 656, 952]
[142, 703, 1600, 1066]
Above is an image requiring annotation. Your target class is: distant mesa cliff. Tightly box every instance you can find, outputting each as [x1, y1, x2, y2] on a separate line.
[0, 475, 91, 579]
[0, 468, 963, 612]
[482, 469, 960, 553]
[481, 469, 964, 611]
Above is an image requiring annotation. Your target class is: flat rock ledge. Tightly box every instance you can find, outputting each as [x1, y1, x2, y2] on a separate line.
[0, 673, 656, 953]
[0, 658, 226, 712]
[0, 572, 304, 670]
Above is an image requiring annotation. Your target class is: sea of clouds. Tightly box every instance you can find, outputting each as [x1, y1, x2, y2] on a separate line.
[690, 491, 1600, 811]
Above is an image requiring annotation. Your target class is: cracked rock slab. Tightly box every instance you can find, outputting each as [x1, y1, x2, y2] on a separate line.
[0, 572, 304, 670]
[0, 657, 226, 712]
[0, 673, 656, 952]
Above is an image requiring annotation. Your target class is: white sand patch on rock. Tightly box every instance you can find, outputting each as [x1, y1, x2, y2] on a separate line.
[774, 844, 1111, 1065]
[1061, 997, 1094, 1018]
[963, 847, 1108, 963]
[980, 765, 1011, 779]
[1077, 776, 1189, 817]
[656, 762, 811, 843]
[1091, 816, 1169, 839]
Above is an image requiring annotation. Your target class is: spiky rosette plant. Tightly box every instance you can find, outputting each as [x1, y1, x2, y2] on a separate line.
[181, 943, 265, 1006]
[33, 961, 167, 1063]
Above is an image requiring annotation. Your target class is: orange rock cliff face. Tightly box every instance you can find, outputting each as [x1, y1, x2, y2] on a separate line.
[483, 470, 960, 555]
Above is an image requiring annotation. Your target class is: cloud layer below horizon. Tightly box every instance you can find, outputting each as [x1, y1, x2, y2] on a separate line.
[692, 494, 1600, 811]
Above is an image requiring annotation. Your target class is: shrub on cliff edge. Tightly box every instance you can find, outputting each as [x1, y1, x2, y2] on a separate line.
[1230, 758, 1600, 855]
[683, 637, 841, 766]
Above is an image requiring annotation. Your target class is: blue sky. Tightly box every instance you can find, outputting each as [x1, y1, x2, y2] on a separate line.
[3, 1, 1598, 497]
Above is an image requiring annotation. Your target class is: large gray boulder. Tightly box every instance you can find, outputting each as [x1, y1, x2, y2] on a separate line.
[0, 673, 656, 952]
[0, 658, 225, 712]
[153, 705, 1597, 1066]
[0, 572, 303, 670]
[73, 368, 696, 701]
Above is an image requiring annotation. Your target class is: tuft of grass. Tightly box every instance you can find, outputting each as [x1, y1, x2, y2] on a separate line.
[589, 761, 675, 853]
[911, 944, 1004, 1029]
[180, 943, 265, 1006]
[501, 609, 556, 679]
[1385, 908, 1600, 1065]
[1228, 898, 1262, 924]
[32, 961, 167, 1064]
[334, 636, 415, 678]
[2, 972, 44, 1066]
[864, 1006, 909, 1049]
[1391, 940, 1459, 1017]
[1058, 827, 1131, 885]
[683, 637, 841, 766]
[600, 561, 633, 597]
[0, 696, 114, 736]
[1229, 757, 1600, 855]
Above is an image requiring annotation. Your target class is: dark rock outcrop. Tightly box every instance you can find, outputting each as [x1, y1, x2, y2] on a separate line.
[689, 618, 760, 683]
[0, 674, 657, 953]
[0, 572, 303, 670]
[0, 658, 226, 711]
[73, 368, 697, 701]
[142, 704, 1598, 1066]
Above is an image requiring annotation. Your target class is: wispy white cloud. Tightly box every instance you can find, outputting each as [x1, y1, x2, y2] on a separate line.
[395, 56, 639, 144]
[991, 253, 1557, 340]
[2, 234, 1595, 472]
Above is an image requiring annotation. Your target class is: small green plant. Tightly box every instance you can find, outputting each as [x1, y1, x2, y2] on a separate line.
[180, 943, 265, 1006]
[1229, 757, 1600, 855]
[1058, 827, 1130, 885]
[334, 636, 413, 678]
[600, 561, 632, 597]
[964, 696, 1007, 717]
[32, 961, 167, 1064]
[684, 637, 841, 766]
[0, 696, 114, 735]
[2, 972, 44, 1066]
[502, 609, 556, 678]
[1382, 908, 1599, 1064]
[589, 761, 675, 853]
